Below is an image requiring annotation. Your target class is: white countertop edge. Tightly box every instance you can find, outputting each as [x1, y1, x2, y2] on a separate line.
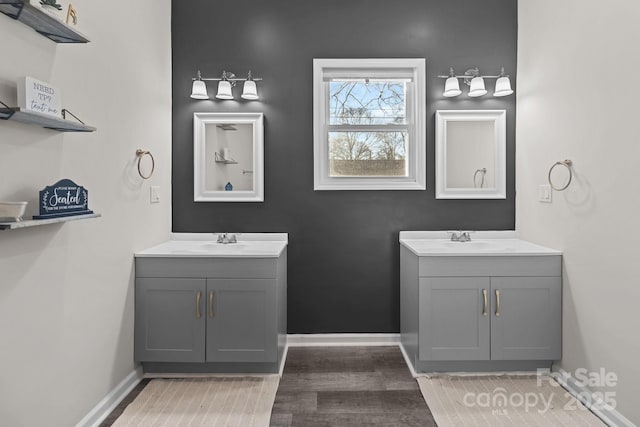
[170, 232, 288, 243]
[135, 233, 288, 258]
[399, 245, 562, 257]
[134, 250, 286, 259]
[399, 230, 518, 240]
[399, 230, 562, 257]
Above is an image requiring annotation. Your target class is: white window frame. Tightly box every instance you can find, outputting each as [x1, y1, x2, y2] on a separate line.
[313, 58, 426, 191]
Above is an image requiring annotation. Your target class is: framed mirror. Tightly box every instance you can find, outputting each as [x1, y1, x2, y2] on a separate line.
[193, 112, 264, 202]
[435, 110, 506, 199]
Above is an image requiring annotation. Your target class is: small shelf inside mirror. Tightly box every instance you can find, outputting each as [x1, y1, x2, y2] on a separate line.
[214, 152, 238, 164]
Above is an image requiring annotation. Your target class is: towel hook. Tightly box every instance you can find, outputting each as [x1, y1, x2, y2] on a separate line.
[136, 149, 155, 180]
[548, 159, 573, 191]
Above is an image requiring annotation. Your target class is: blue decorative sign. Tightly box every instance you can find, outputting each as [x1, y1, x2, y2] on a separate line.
[33, 179, 93, 220]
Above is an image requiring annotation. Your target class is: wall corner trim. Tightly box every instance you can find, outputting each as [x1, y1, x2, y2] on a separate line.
[75, 367, 144, 427]
[287, 333, 400, 347]
[553, 367, 637, 427]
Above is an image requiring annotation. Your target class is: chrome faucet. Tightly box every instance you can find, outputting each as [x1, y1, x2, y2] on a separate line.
[450, 230, 472, 242]
[216, 232, 237, 244]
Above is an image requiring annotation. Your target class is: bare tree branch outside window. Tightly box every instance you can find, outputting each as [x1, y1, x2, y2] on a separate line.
[328, 80, 409, 177]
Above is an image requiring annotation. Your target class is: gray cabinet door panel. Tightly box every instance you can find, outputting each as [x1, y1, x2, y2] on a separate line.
[206, 279, 277, 363]
[135, 278, 206, 362]
[419, 277, 490, 361]
[491, 277, 562, 360]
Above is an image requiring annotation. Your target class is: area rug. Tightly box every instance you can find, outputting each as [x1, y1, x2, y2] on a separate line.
[112, 376, 279, 427]
[417, 375, 605, 426]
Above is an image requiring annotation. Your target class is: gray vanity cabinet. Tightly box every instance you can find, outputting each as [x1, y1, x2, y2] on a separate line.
[134, 251, 287, 373]
[401, 244, 562, 372]
[419, 276, 562, 363]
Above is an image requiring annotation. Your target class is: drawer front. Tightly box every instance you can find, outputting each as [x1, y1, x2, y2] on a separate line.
[419, 256, 561, 277]
[136, 257, 278, 278]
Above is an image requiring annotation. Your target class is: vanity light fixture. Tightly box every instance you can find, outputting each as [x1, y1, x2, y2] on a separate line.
[190, 69, 263, 100]
[241, 71, 259, 100]
[493, 68, 514, 97]
[190, 71, 209, 100]
[443, 68, 462, 97]
[216, 72, 234, 100]
[438, 67, 513, 98]
[468, 75, 487, 97]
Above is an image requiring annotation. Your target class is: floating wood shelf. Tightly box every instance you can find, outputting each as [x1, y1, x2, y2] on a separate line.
[0, 0, 89, 43]
[0, 107, 96, 132]
[0, 213, 101, 230]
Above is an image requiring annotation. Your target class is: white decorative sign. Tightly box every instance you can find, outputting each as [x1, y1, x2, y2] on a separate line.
[17, 77, 62, 118]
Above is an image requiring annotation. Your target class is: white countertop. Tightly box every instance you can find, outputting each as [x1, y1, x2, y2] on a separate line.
[399, 231, 561, 257]
[135, 233, 288, 258]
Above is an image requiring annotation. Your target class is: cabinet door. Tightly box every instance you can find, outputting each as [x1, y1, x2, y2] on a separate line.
[491, 277, 561, 360]
[135, 278, 206, 362]
[419, 277, 490, 361]
[206, 279, 277, 363]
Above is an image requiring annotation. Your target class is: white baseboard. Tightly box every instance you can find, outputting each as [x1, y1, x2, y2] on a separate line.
[399, 343, 419, 378]
[75, 367, 143, 427]
[287, 333, 400, 347]
[278, 344, 288, 377]
[553, 367, 636, 427]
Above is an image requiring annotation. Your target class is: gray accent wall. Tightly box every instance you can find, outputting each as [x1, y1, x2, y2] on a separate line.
[172, 0, 517, 333]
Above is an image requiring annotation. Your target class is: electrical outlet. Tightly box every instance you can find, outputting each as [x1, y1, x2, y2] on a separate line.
[150, 186, 160, 203]
[539, 184, 552, 203]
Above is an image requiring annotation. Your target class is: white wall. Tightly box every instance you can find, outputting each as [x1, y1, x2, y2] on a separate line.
[0, 1, 171, 425]
[517, 1, 640, 424]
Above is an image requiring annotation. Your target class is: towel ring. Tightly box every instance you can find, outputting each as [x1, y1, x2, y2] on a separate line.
[136, 149, 155, 180]
[548, 159, 573, 191]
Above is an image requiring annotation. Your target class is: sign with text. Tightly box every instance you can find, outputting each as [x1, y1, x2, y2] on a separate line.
[17, 76, 62, 118]
[33, 179, 93, 220]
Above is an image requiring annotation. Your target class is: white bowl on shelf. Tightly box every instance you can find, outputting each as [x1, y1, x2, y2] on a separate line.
[0, 201, 28, 222]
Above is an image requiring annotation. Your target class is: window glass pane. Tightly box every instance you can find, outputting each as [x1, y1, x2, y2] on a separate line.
[329, 80, 407, 125]
[328, 131, 408, 177]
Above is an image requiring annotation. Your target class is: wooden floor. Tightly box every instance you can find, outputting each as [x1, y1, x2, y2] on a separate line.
[102, 346, 436, 426]
[269, 346, 436, 426]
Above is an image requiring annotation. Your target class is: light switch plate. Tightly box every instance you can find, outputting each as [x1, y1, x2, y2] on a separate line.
[150, 186, 160, 203]
[539, 184, 552, 203]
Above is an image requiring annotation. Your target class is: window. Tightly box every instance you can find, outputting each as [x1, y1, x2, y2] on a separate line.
[313, 58, 426, 190]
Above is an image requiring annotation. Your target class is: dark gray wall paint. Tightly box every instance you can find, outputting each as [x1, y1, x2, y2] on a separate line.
[172, 0, 517, 333]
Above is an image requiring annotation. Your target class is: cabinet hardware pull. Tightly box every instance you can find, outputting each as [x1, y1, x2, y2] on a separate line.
[209, 291, 214, 318]
[495, 289, 501, 317]
[196, 291, 202, 319]
[482, 289, 488, 316]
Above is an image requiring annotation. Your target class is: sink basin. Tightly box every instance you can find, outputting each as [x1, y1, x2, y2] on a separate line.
[399, 231, 561, 257]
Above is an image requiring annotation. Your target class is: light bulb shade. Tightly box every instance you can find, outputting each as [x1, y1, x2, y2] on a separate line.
[468, 76, 487, 97]
[241, 80, 259, 100]
[216, 80, 234, 99]
[190, 80, 209, 99]
[443, 77, 462, 97]
[493, 76, 513, 97]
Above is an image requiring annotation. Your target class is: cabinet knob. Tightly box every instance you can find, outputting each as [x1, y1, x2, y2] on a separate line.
[495, 289, 501, 317]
